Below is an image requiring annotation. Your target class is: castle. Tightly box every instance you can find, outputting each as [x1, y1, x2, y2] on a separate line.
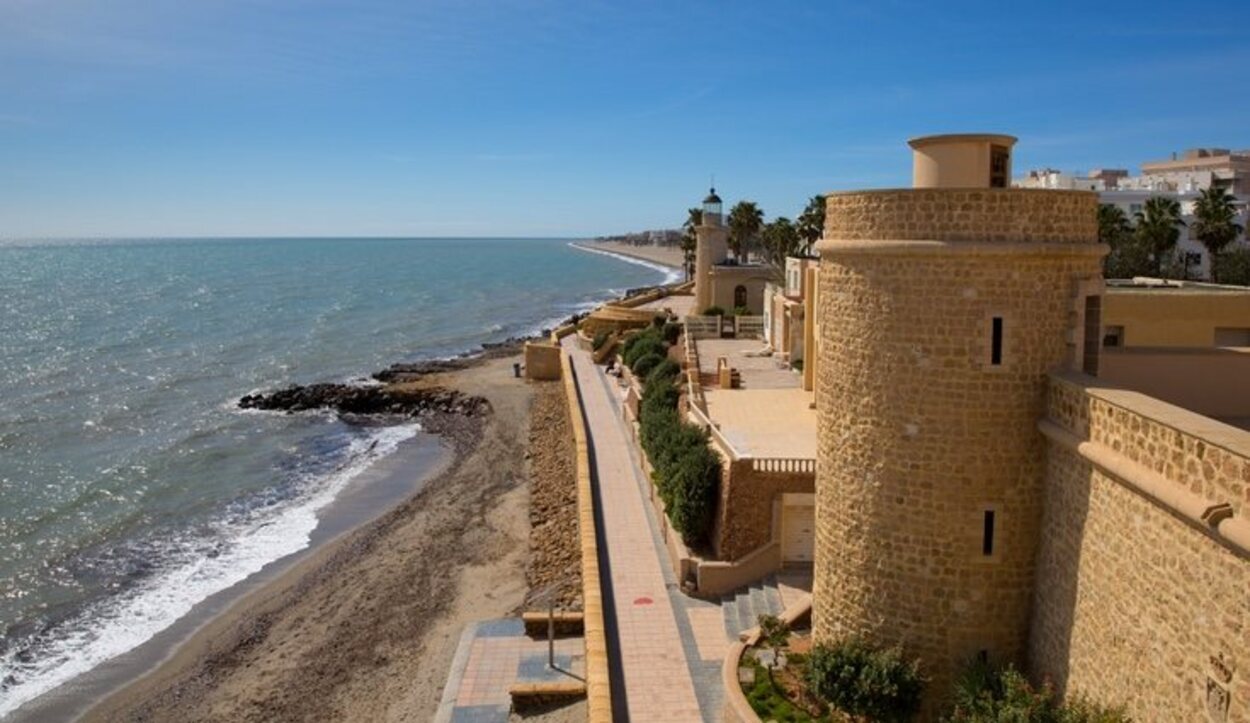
[810, 134, 1249, 720]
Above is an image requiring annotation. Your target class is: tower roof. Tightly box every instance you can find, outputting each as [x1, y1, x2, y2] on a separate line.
[703, 187, 722, 204]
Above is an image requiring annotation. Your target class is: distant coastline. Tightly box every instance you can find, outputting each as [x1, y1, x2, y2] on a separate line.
[571, 239, 685, 278]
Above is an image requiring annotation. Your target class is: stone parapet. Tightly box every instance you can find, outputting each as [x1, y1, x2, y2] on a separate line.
[821, 188, 1098, 245]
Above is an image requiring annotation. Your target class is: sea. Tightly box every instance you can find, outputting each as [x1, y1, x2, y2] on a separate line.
[0, 237, 674, 718]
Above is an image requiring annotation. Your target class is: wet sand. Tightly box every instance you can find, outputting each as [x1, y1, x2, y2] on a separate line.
[79, 354, 538, 723]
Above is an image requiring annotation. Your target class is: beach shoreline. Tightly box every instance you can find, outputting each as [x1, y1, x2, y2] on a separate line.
[572, 239, 685, 272]
[67, 352, 539, 723]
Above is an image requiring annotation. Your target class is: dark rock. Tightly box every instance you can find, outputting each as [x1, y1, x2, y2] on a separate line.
[238, 383, 489, 421]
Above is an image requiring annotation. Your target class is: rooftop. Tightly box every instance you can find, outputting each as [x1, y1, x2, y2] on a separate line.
[694, 338, 817, 459]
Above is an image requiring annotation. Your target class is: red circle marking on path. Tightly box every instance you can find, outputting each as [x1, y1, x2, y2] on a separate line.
[633, 596, 653, 606]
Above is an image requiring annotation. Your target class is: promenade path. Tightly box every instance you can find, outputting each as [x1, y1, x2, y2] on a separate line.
[562, 336, 708, 722]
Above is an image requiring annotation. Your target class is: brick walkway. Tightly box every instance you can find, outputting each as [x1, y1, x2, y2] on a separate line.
[564, 337, 706, 722]
[434, 618, 586, 723]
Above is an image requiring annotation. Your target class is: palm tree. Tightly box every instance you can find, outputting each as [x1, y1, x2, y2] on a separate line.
[1134, 196, 1186, 278]
[680, 207, 701, 281]
[727, 201, 764, 263]
[1191, 187, 1244, 282]
[1098, 204, 1152, 279]
[761, 217, 801, 272]
[795, 195, 825, 257]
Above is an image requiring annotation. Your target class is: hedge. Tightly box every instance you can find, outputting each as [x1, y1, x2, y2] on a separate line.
[630, 326, 720, 545]
[945, 661, 1130, 723]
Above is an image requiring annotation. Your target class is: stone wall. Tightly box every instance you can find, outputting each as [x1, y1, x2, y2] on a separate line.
[1031, 375, 1249, 723]
[822, 188, 1097, 245]
[713, 459, 814, 561]
[524, 342, 562, 380]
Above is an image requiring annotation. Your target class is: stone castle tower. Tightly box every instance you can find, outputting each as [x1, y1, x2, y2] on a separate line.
[811, 134, 1107, 713]
[693, 187, 729, 313]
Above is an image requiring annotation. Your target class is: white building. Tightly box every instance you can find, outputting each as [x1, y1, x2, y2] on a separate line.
[1017, 151, 1250, 280]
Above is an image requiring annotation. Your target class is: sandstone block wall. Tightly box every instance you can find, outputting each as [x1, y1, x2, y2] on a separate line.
[1031, 376, 1249, 722]
[713, 460, 814, 561]
[823, 189, 1097, 244]
[524, 342, 562, 380]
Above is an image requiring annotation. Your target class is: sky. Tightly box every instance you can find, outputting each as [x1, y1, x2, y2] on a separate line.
[2, 0, 1249, 238]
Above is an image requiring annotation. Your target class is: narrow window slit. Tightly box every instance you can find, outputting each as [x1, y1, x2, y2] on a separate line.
[990, 317, 1004, 366]
[982, 510, 996, 556]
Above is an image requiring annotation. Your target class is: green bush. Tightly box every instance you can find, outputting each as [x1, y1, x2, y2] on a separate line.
[806, 639, 923, 723]
[631, 352, 665, 379]
[592, 330, 610, 351]
[623, 331, 667, 370]
[661, 321, 682, 345]
[632, 350, 720, 545]
[1217, 247, 1250, 286]
[702, 306, 725, 316]
[646, 358, 682, 386]
[733, 305, 751, 316]
[652, 314, 667, 328]
[946, 662, 1130, 723]
[664, 443, 720, 538]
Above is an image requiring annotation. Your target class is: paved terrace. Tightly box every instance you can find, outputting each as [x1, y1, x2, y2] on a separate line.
[634, 293, 696, 318]
[694, 339, 817, 459]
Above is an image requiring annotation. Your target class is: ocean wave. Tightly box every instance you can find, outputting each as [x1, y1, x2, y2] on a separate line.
[0, 423, 419, 718]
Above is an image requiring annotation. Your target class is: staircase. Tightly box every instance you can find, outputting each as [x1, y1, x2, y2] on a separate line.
[720, 574, 784, 639]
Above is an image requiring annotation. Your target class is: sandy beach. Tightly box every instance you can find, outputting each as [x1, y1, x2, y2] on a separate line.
[577, 240, 685, 271]
[80, 353, 561, 722]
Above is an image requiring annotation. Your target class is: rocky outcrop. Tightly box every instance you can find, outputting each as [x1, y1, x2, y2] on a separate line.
[238, 384, 488, 419]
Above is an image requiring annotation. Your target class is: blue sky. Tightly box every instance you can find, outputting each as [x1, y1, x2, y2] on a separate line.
[2, 0, 1248, 238]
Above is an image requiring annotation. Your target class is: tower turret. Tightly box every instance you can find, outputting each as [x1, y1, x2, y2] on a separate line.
[811, 135, 1106, 715]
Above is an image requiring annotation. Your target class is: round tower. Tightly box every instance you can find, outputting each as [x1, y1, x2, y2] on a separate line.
[693, 187, 729, 313]
[811, 134, 1106, 714]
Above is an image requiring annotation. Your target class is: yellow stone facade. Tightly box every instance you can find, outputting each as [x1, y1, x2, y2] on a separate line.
[1033, 376, 1249, 722]
[812, 188, 1105, 715]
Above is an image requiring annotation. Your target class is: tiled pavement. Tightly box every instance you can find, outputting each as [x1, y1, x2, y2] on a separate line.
[434, 618, 586, 723]
[431, 339, 812, 722]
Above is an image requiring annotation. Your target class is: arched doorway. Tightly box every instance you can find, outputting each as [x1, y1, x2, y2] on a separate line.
[734, 285, 747, 310]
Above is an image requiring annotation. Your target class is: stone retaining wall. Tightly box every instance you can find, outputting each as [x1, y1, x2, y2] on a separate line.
[714, 461, 814, 562]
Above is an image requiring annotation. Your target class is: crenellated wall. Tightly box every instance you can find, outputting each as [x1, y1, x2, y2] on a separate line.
[1032, 374, 1249, 722]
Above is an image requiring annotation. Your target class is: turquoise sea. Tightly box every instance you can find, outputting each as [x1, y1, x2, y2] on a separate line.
[0, 237, 673, 717]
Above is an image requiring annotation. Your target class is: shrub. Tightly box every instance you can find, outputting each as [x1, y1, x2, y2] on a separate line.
[733, 305, 751, 316]
[652, 314, 667, 328]
[663, 443, 720, 539]
[631, 352, 665, 379]
[631, 351, 721, 545]
[1217, 247, 1250, 286]
[702, 306, 725, 316]
[661, 321, 681, 345]
[645, 358, 682, 386]
[592, 330, 610, 351]
[623, 331, 667, 370]
[806, 639, 924, 723]
[945, 661, 1130, 723]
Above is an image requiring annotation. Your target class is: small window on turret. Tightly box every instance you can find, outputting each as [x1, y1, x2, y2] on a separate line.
[990, 317, 1004, 365]
[982, 510, 996, 556]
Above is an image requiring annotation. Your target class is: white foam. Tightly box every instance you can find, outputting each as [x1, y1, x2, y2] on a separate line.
[567, 242, 684, 286]
[0, 423, 419, 718]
